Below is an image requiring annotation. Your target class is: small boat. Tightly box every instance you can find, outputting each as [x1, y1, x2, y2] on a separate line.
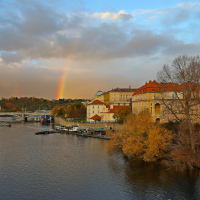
[0, 124, 11, 127]
[35, 129, 58, 135]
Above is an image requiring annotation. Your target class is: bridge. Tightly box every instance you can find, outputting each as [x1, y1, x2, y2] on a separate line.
[0, 111, 51, 121]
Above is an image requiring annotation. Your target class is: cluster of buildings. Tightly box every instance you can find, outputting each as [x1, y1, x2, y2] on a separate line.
[87, 80, 198, 124]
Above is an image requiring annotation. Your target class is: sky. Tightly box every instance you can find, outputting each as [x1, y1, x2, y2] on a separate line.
[1, 0, 200, 99]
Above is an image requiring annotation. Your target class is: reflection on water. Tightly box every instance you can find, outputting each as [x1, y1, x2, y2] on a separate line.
[0, 116, 21, 122]
[0, 122, 200, 200]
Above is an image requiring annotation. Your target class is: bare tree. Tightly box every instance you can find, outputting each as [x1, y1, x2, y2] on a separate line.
[157, 55, 200, 156]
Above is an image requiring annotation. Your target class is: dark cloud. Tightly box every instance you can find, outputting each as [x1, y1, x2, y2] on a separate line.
[161, 8, 190, 26]
[119, 13, 134, 21]
[0, 0, 200, 66]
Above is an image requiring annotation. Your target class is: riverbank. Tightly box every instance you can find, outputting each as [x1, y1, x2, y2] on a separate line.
[60, 130, 110, 140]
[54, 116, 122, 131]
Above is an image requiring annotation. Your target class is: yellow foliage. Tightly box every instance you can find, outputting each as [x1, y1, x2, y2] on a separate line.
[108, 111, 172, 162]
[51, 106, 62, 116]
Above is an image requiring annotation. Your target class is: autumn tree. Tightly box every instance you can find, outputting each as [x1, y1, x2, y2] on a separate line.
[66, 105, 74, 118]
[157, 55, 200, 160]
[56, 107, 66, 117]
[4, 102, 17, 111]
[108, 111, 172, 162]
[51, 106, 62, 115]
[113, 106, 131, 124]
[74, 105, 86, 119]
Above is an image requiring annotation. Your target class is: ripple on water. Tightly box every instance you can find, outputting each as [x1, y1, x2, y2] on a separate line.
[0, 123, 200, 200]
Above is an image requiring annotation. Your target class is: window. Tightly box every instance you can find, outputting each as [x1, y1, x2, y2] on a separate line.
[121, 95, 122, 98]
[123, 95, 125, 98]
[138, 103, 140, 106]
[114, 95, 116, 98]
[93, 111, 94, 113]
[135, 96, 137, 100]
[132, 103, 134, 107]
[138, 96, 140, 100]
[141, 102, 143, 106]
[98, 106, 99, 109]
[133, 97, 134, 100]
[126, 95, 128, 98]
[141, 95, 142, 100]
[93, 106, 94, 109]
[144, 94, 146, 99]
[144, 102, 146, 106]
[118, 103, 120, 106]
[129, 95, 130, 98]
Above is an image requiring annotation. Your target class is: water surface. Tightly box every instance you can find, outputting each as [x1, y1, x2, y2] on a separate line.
[0, 122, 200, 200]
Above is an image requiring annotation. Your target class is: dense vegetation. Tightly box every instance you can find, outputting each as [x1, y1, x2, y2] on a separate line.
[108, 55, 200, 169]
[51, 102, 86, 119]
[0, 97, 89, 113]
[108, 111, 200, 169]
[108, 111, 173, 162]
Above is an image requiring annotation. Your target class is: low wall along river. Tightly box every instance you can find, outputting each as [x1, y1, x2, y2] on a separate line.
[54, 117, 122, 131]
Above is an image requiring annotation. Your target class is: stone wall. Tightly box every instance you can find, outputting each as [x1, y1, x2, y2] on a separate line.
[54, 117, 122, 131]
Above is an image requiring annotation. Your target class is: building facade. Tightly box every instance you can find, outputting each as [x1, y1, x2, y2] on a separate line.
[132, 80, 185, 123]
[86, 100, 106, 122]
[103, 86, 135, 106]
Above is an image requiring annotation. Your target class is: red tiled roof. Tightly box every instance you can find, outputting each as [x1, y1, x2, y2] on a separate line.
[133, 81, 181, 95]
[133, 81, 162, 95]
[89, 100, 106, 105]
[90, 114, 101, 120]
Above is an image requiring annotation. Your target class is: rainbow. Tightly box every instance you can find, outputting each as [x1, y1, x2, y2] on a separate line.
[56, 67, 68, 100]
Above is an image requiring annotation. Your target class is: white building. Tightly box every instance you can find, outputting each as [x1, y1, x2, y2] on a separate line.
[87, 100, 106, 122]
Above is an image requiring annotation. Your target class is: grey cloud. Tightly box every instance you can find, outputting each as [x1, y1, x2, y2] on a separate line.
[119, 13, 134, 21]
[1, 0, 200, 65]
[1, 52, 25, 63]
[161, 7, 191, 26]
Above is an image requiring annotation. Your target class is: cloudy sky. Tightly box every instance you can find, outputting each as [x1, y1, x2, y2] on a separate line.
[1, 0, 200, 99]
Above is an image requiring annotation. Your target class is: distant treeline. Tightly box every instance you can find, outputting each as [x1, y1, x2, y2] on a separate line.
[0, 97, 89, 112]
[51, 103, 86, 119]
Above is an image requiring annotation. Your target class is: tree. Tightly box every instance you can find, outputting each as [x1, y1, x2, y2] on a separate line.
[157, 55, 200, 157]
[74, 105, 86, 119]
[66, 105, 74, 118]
[108, 111, 172, 162]
[113, 106, 131, 124]
[56, 107, 66, 117]
[5, 102, 17, 111]
[51, 106, 62, 115]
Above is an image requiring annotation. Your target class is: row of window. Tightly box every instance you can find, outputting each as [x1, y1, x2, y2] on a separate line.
[102, 114, 114, 118]
[133, 94, 147, 100]
[132, 110, 143, 113]
[113, 95, 131, 99]
[92, 111, 100, 114]
[132, 102, 146, 107]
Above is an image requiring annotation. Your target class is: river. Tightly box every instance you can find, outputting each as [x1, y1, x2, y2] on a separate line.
[0, 122, 200, 200]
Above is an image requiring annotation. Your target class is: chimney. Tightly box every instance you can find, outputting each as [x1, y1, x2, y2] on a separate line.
[129, 86, 131, 89]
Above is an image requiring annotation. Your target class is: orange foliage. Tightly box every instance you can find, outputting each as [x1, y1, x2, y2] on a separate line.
[113, 106, 131, 123]
[5, 102, 17, 111]
[108, 111, 172, 162]
[51, 106, 62, 115]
